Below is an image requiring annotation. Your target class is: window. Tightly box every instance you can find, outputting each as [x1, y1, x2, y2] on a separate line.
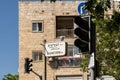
[58, 45, 82, 67]
[56, 16, 74, 38]
[32, 51, 43, 62]
[32, 21, 43, 32]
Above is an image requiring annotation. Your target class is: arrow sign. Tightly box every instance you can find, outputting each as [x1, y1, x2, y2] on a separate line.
[78, 2, 86, 15]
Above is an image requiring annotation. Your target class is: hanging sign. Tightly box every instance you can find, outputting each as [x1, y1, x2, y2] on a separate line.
[45, 42, 67, 57]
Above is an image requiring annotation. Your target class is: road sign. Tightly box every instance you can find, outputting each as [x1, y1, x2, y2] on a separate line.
[78, 2, 86, 15]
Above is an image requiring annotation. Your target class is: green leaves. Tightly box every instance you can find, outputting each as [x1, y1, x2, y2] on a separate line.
[95, 11, 120, 80]
[80, 54, 89, 72]
[106, 11, 120, 33]
[85, 0, 111, 19]
[2, 74, 18, 80]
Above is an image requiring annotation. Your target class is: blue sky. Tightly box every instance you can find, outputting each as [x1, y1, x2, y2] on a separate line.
[0, 0, 18, 79]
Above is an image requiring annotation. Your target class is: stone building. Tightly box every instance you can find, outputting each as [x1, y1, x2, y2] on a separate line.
[19, 0, 120, 80]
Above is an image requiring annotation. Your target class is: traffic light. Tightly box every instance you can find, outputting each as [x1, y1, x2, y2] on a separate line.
[24, 58, 33, 73]
[74, 16, 91, 53]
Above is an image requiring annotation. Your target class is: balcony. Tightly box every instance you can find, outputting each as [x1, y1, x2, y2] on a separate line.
[56, 29, 74, 38]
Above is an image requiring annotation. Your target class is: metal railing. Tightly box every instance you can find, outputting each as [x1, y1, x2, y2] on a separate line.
[56, 29, 74, 38]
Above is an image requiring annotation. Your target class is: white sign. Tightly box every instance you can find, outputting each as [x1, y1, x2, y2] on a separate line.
[45, 42, 67, 57]
[88, 52, 94, 69]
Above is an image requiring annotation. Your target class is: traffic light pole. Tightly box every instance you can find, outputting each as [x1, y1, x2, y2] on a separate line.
[31, 70, 42, 80]
[44, 55, 47, 80]
[90, 20, 96, 80]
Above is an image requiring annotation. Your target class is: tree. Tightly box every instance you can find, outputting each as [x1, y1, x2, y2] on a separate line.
[96, 11, 120, 80]
[85, 0, 111, 20]
[80, 54, 89, 72]
[85, 0, 120, 80]
[2, 74, 18, 80]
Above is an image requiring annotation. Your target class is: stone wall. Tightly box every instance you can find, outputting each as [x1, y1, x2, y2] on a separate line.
[19, 1, 119, 80]
[19, 1, 87, 80]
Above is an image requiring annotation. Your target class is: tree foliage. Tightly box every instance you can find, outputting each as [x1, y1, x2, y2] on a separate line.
[85, 0, 111, 19]
[85, 0, 120, 80]
[80, 54, 89, 72]
[96, 11, 120, 80]
[2, 74, 18, 80]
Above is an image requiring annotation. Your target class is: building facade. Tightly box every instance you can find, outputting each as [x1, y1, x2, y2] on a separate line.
[19, 0, 120, 80]
[19, 0, 90, 80]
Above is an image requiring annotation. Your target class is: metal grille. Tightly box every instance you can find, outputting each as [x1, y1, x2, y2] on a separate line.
[56, 29, 74, 38]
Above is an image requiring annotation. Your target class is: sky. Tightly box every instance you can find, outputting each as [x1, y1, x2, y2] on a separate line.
[0, 0, 18, 79]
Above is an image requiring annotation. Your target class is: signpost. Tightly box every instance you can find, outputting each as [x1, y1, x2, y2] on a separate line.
[45, 42, 67, 57]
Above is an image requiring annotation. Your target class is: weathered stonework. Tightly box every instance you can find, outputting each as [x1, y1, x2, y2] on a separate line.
[19, 1, 86, 80]
[19, 1, 119, 80]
